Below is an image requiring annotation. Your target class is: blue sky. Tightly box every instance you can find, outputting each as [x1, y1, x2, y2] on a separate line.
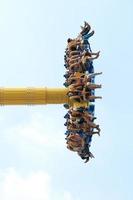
[0, 0, 133, 199]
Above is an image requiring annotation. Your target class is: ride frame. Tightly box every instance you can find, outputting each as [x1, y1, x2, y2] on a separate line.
[0, 87, 88, 108]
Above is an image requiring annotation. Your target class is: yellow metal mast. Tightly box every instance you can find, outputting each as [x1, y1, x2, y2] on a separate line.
[0, 87, 88, 108]
[0, 87, 69, 105]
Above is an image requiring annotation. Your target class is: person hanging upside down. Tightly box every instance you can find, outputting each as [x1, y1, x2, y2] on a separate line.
[82, 122, 101, 135]
[66, 133, 85, 152]
[68, 52, 100, 73]
[83, 93, 102, 101]
[67, 38, 81, 50]
[80, 21, 91, 36]
[67, 72, 102, 85]
[69, 50, 81, 57]
[77, 142, 94, 163]
[85, 83, 102, 90]
[68, 90, 102, 102]
[69, 107, 83, 117]
[68, 80, 101, 92]
[69, 62, 86, 73]
[81, 51, 100, 64]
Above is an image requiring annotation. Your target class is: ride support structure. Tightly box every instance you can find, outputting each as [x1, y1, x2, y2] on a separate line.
[0, 87, 87, 108]
[0, 87, 69, 105]
[0, 22, 102, 163]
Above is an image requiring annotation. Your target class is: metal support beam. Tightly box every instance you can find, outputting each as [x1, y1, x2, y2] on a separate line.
[0, 87, 69, 105]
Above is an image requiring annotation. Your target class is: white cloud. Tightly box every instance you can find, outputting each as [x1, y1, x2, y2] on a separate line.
[63, 191, 74, 200]
[0, 114, 76, 200]
[3, 113, 66, 161]
[0, 168, 51, 200]
[0, 168, 75, 200]
[6, 113, 64, 148]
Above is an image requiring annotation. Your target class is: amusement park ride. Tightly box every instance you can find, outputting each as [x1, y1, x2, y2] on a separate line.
[0, 22, 102, 163]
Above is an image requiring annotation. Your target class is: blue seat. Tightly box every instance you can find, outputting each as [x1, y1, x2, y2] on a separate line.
[91, 77, 95, 83]
[88, 104, 95, 115]
[64, 113, 70, 119]
[63, 104, 69, 109]
[64, 130, 70, 135]
[86, 135, 92, 145]
[91, 89, 95, 96]
[88, 62, 94, 73]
